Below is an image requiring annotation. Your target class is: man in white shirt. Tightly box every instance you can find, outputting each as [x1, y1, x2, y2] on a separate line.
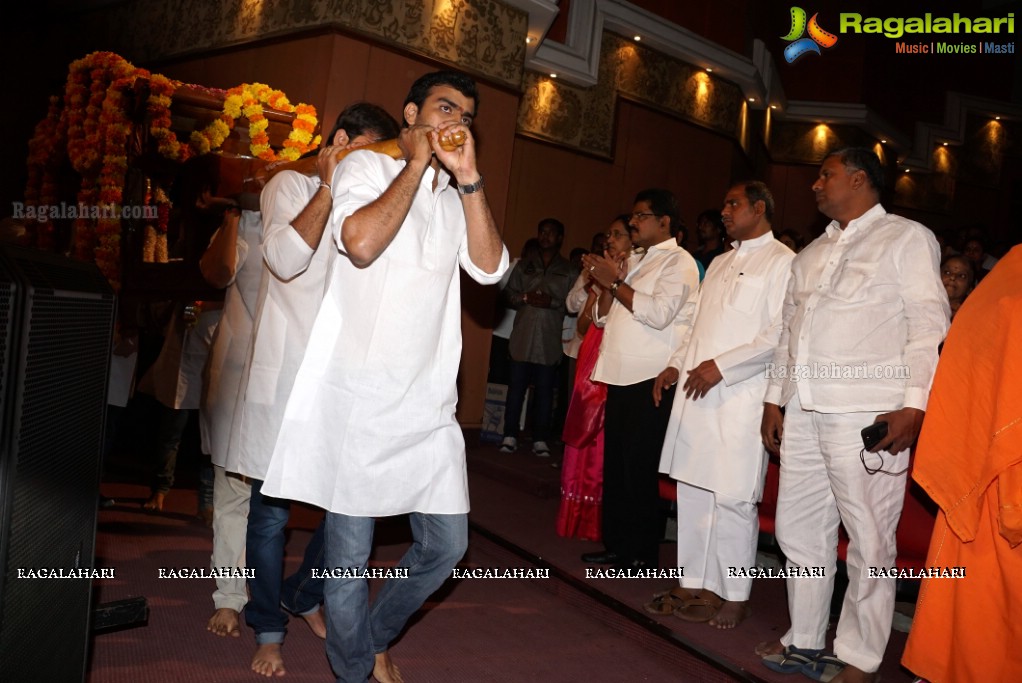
[579, 189, 699, 570]
[261, 71, 507, 683]
[650, 181, 793, 628]
[757, 148, 949, 683]
[198, 205, 261, 640]
[225, 103, 400, 677]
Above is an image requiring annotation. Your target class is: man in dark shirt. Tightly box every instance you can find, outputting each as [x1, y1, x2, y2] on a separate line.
[500, 218, 577, 456]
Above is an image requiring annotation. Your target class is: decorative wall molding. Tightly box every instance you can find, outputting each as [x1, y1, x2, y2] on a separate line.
[81, 0, 529, 88]
[517, 32, 744, 158]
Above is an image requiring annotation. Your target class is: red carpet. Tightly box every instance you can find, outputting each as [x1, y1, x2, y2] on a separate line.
[85, 431, 918, 682]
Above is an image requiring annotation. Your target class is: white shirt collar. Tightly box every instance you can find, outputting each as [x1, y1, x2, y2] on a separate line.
[824, 203, 886, 240]
[730, 230, 775, 251]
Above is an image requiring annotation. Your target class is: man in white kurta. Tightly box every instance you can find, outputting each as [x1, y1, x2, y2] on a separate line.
[262, 71, 507, 683]
[579, 190, 699, 570]
[221, 104, 400, 677]
[757, 149, 949, 683]
[198, 206, 262, 638]
[652, 181, 794, 628]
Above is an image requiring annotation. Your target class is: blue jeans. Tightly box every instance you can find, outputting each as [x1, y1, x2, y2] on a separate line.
[245, 478, 326, 645]
[324, 512, 467, 683]
[503, 360, 558, 442]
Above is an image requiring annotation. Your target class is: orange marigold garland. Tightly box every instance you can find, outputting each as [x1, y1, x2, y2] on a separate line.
[148, 74, 192, 162]
[24, 95, 64, 250]
[24, 55, 319, 289]
[192, 82, 320, 161]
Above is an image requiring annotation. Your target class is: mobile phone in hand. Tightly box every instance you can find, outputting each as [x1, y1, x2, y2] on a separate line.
[861, 421, 889, 450]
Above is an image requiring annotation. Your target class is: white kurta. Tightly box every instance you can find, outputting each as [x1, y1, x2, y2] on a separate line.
[222, 171, 329, 480]
[200, 210, 262, 466]
[659, 233, 794, 502]
[591, 239, 700, 386]
[261, 150, 508, 516]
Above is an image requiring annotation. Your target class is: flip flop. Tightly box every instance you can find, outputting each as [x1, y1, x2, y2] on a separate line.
[800, 654, 846, 682]
[761, 646, 824, 675]
[673, 592, 724, 622]
[643, 587, 695, 615]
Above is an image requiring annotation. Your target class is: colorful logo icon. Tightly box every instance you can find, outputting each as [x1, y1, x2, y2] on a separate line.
[781, 7, 838, 63]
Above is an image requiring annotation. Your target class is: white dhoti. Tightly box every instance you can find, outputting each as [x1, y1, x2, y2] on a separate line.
[775, 393, 908, 673]
[676, 481, 759, 601]
[210, 465, 252, 611]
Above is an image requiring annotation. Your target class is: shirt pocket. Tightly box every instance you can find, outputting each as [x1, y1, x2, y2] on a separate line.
[729, 274, 765, 314]
[830, 261, 878, 302]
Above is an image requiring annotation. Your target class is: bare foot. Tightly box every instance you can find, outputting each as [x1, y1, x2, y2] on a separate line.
[142, 492, 165, 511]
[252, 643, 286, 677]
[373, 651, 403, 683]
[708, 600, 751, 629]
[830, 664, 879, 683]
[301, 606, 327, 639]
[755, 639, 785, 657]
[206, 607, 241, 637]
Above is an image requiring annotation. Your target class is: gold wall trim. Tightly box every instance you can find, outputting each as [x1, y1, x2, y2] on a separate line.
[517, 32, 744, 159]
[81, 0, 527, 88]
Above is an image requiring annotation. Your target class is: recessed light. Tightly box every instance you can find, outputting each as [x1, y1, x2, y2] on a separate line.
[525, 36, 532, 44]
[881, 139, 887, 144]
[748, 97, 755, 103]
[549, 73, 557, 78]
[770, 105, 777, 110]
[943, 142, 948, 146]
[705, 67, 713, 73]
[995, 116, 1002, 120]
[634, 35, 641, 42]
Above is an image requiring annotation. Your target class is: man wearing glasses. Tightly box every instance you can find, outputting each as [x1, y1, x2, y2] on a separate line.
[579, 189, 699, 570]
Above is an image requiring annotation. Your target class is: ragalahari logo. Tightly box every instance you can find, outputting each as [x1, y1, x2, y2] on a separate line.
[781, 7, 839, 63]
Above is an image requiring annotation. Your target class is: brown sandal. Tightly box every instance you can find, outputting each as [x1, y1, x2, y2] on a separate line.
[673, 591, 724, 622]
[642, 587, 696, 615]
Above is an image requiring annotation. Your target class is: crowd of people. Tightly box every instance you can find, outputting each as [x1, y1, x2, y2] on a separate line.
[110, 70, 506, 681]
[492, 147, 1012, 683]
[104, 68, 1015, 680]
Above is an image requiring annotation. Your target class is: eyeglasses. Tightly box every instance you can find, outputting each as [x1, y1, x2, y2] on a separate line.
[942, 270, 971, 282]
[630, 212, 660, 222]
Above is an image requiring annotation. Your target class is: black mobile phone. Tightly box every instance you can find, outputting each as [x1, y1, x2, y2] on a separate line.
[861, 421, 889, 450]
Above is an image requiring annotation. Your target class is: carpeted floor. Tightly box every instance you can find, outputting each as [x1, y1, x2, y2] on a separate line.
[84, 429, 920, 682]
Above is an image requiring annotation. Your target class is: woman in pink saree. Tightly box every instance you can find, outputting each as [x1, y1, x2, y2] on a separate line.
[557, 216, 633, 540]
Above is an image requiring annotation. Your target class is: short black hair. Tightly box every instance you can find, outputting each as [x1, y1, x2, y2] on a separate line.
[538, 218, 565, 237]
[828, 147, 885, 194]
[696, 209, 726, 243]
[735, 180, 775, 222]
[325, 102, 400, 144]
[634, 188, 681, 237]
[403, 70, 479, 126]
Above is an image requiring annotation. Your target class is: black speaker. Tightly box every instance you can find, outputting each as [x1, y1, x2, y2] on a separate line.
[0, 244, 115, 681]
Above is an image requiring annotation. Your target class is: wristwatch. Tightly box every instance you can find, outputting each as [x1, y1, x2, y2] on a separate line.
[457, 175, 485, 195]
[610, 279, 623, 297]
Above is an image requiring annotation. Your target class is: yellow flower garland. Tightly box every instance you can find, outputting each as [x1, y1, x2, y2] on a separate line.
[24, 54, 321, 291]
[191, 82, 320, 161]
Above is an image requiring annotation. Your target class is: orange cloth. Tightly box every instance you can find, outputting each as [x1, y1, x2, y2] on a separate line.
[902, 246, 1022, 682]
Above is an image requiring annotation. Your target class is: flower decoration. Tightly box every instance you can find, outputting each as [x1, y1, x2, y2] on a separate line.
[23, 53, 320, 291]
[192, 82, 320, 161]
